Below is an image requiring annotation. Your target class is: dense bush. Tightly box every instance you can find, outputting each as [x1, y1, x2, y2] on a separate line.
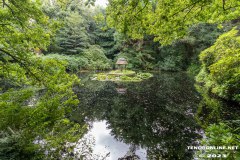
[82, 45, 112, 70]
[43, 54, 86, 72]
[196, 28, 240, 102]
[44, 45, 111, 72]
[196, 123, 240, 160]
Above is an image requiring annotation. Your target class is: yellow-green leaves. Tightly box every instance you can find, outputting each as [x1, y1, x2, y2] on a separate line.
[197, 28, 240, 102]
[106, 0, 240, 44]
[0, 1, 87, 159]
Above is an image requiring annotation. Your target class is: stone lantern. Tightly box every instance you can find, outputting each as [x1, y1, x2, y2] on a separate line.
[116, 58, 128, 71]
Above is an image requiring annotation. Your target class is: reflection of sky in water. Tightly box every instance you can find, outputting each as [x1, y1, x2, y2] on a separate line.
[87, 121, 147, 160]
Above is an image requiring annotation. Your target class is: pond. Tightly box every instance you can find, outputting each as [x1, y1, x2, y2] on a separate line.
[72, 71, 204, 159]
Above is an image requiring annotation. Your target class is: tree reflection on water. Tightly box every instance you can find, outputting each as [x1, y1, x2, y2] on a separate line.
[73, 72, 202, 159]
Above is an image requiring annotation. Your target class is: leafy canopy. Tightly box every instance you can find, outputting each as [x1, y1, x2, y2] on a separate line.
[106, 0, 240, 44]
[0, 0, 87, 159]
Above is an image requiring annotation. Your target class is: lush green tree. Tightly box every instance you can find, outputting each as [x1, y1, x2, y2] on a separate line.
[0, 58, 87, 159]
[93, 8, 118, 59]
[44, 0, 96, 55]
[106, 0, 240, 45]
[55, 11, 91, 54]
[196, 28, 240, 102]
[44, 1, 112, 70]
[94, 26, 117, 59]
[155, 23, 224, 72]
[0, 0, 87, 159]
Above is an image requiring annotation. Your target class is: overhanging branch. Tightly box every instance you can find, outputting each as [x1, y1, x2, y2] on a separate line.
[0, 48, 42, 82]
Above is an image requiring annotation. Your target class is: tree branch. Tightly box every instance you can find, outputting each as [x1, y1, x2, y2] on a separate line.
[2, 0, 15, 14]
[170, 0, 203, 17]
[223, 0, 225, 10]
[135, 1, 148, 16]
[0, 23, 11, 26]
[0, 48, 42, 82]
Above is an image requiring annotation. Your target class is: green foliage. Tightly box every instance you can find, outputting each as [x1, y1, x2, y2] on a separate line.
[120, 75, 141, 81]
[187, 63, 201, 76]
[95, 28, 117, 59]
[106, 0, 240, 45]
[44, 1, 114, 71]
[196, 123, 240, 160]
[0, 57, 87, 159]
[196, 28, 240, 102]
[53, 11, 91, 54]
[0, 0, 87, 159]
[46, 0, 96, 55]
[158, 55, 183, 71]
[136, 72, 153, 79]
[43, 54, 88, 72]
[92, 70, 152, 82]
[114, 39, 157, 70]
[109, 23, 223, 71]
[45, 45, 111, 71]
[82, 45, 112, 70]
[185, 23, 224, 75]
[93, 8, 118, 59]
[155, 23, 223, 72]
[187, 23, 224, 54]
[205, 123, 238, 145]
[104, 31, 159, 70]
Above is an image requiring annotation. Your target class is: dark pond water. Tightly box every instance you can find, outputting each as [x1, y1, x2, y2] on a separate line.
[72, 71, 204, 159]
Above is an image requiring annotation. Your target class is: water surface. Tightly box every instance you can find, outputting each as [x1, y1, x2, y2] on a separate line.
[73, 71, 203, 159]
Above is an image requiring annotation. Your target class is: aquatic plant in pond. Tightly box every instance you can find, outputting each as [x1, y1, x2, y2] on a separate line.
[91, 70, 153, 82]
